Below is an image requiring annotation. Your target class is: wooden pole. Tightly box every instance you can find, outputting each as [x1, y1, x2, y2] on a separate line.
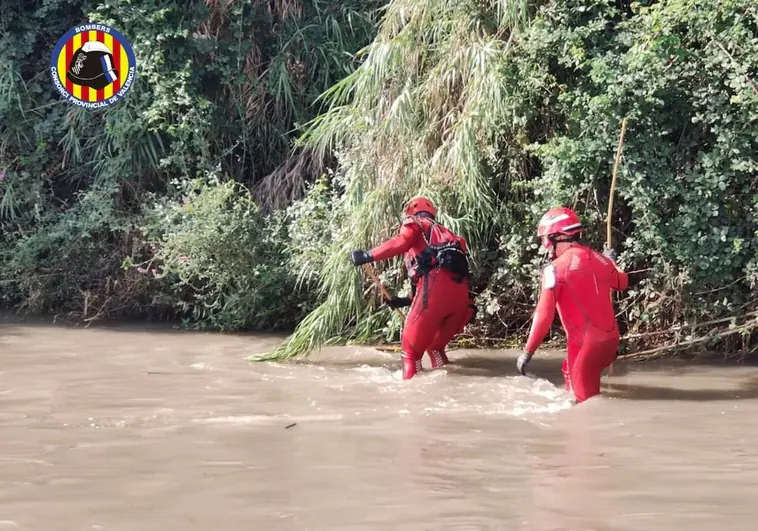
[607, 118, 628, 376]
[606, 117, 628, 250]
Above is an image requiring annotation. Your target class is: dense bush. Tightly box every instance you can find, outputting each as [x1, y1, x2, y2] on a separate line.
[133, 178, 302, 330]
[0, 181, 158, 320]
[0, 0, 379, 328]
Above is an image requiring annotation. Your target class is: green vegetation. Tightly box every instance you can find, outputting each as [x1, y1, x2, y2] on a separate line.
[2, 0, 758, 361]
[0, 0, 379, 329]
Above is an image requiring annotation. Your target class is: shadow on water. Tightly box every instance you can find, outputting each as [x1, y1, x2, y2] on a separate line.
[604, 356, 758, 402]
[602, 375, 758, 402]
[448, 353, 565, 384]
[0, 311, 292, 340]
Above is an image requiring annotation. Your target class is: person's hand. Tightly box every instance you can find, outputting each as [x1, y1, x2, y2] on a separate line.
[603, 246, 617, 263]
[350, 250, 373, 266]
[386, 297, 411, 309]
[516, 351, 533, 376]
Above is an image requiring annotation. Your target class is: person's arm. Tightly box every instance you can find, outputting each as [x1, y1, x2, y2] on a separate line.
[517, 264, 558, 375]
[369, 220, 419, 261]
[603, 248, 629, 292]
[611, 266, 629, 292]
[350, 219, 420, 265]
[524, 265, 558, 354]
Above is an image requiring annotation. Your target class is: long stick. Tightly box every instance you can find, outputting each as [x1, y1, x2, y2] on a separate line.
[362, 264, 406, 320]
[606, 117, 628, 249]
[607, 117, 628, 376]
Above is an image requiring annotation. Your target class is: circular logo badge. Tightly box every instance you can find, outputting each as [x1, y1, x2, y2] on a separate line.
[50, 23, 137, 109]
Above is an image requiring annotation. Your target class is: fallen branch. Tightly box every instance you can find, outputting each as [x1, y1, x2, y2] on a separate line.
[693, 276, 747, 296]
[621, 310, 758, 340]
[618, 322, 757, 361]
[362, 263, 405, 320]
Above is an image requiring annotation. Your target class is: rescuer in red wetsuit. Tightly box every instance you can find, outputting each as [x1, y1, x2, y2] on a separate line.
[350, 197, 476, 380]
[517, 207, 629, 403]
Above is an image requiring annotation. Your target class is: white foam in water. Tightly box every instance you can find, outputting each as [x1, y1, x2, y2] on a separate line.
[255, 357, 574, 422]
[197, 413, 344, 425]
[405, 374, 571, 419]
[352, 364, 384, 373]
[504, 378, 574, 417]
[350, 365, 450, 386]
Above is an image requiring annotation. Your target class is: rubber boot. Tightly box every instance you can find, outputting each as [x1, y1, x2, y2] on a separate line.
[428, 349, 449, 369]
[402, 353, 423, 380]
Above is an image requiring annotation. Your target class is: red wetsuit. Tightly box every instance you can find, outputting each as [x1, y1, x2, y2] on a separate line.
[524, 244, 629, 402]
[370, 216, 474, 379]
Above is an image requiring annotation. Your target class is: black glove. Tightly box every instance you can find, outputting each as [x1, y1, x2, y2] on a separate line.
[516, 351, 533, 376]
[603, 247, 618, 263]
[387, 297, 411, 309]
[350, 250, 373, 266]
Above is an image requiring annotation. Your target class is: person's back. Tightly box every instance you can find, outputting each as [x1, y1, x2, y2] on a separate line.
[350, 196, 475, 378]
[551, 244, 628, 344]
[518, 207, 631, 403]
[400, 215, 470, 286]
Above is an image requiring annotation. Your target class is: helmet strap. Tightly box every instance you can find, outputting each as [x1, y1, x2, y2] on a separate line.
[546, 233, 579, 259]
[551, 233, 579, 245]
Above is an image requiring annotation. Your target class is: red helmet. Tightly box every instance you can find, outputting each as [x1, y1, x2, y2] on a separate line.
[404, 196, 436, 218]
[537, 207, 582, 248]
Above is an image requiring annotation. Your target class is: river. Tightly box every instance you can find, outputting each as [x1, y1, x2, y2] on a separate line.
[2, 318, 758, 530]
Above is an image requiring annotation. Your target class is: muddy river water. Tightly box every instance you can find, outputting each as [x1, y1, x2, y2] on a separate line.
[2, 319, 758, 530]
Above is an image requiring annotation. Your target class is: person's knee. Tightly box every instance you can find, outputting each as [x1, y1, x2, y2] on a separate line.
[569, 355, 603, 401]
[402, 318, 436, 358]
[572, 380, 601, 403]
[401, 336, 422, 360]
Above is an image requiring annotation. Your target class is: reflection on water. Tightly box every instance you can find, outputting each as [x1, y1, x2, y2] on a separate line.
[1, 318, 758, 530]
